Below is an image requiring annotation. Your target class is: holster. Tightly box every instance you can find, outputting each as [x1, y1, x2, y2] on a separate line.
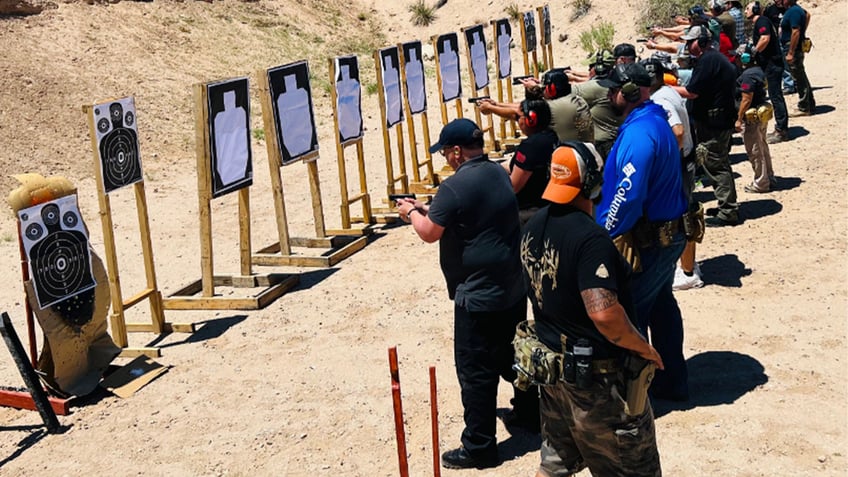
[682, 202, 705, 243]
[612, 233, 642, 273]
[512, 320, 562, 391]
[632, 218, 681, 249]
[623, 354, 656, 416]
[757, 103, 774, 123]
[744, 107, 759, 123]
[802, 37, 812, 53]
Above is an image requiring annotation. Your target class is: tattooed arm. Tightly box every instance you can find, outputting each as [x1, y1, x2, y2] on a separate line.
[580, 288, 664, 369]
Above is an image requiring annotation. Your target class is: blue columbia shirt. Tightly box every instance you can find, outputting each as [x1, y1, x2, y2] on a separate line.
[595, 101, 687, 238]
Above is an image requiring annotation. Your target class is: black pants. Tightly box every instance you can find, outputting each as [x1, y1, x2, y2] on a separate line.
[454, 298, 538, 458]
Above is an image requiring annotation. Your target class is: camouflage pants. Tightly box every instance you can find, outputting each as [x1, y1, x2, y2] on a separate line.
[537, 374, 661, 477]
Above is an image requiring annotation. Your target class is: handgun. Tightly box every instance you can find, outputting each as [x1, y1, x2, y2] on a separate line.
[467, 96, 491, 104]
[636, 38, 649, 43]
[512, 75, 534, 85]
[388, 193, 416, 202]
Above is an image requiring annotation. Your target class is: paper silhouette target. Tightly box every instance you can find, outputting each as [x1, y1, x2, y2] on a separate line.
[268, 61, 319, 165]
[436, 33, 462, 102]
[464, 25, 490, 91]
[93, 97, 143, 194]
[541, 5, 552, 46]
[334, 55, 364, 142]
[207, 77, 253, 198]
[523, 12, 537, 53]
[19, 195, 96, 310]
[379, 47, 404, 128]
[402, 41, 427, 114]
[495, 19, 513, 79]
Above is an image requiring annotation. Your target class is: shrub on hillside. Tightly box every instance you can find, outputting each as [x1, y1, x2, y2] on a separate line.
[409, 0, 436, 26]
[571, 0, 592, 22]
[639, 0, 692, 29]
[578, 21, 615, 55]
[504, 3, 522, 23]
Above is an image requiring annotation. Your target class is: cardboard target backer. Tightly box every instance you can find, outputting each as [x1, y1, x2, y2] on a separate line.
[267, 61, 319, 165]
[93, 97, 143, 194]
[523, 11, 537, 53]
[464, 24, 490, 91]
[379, 47, 404, 128]
[402, 41, 427, 114]
[207, 77, 253, 198]
[436, 33, 462, 102]
[334, 55, 364, 142]
[495, 19, 513, 79]
[541, 5, 552, 46]
[18, 195, 96, 310]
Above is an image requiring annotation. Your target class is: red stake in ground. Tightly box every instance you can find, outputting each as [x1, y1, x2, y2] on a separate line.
[388, 346, 409, 477]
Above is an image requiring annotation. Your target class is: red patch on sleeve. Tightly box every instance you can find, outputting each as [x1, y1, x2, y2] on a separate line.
[515, 151, 527, 164]
[759, 26, 767, 34]
[741, 83, 752, 91]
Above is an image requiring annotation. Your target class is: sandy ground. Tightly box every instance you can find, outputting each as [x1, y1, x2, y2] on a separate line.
[0, 0, 846, 475]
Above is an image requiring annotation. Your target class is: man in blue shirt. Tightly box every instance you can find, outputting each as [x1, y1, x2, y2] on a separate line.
[596, 63, 690, 401]
[781, 0, 815, 114]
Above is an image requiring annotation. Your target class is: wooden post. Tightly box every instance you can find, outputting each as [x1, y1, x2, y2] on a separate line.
[388, 346, 409, 477]
[462, 24, 499, 156]
[399, 41, 437, 193]
[193, 83, 216, 298]
[374, 48, 409, 198]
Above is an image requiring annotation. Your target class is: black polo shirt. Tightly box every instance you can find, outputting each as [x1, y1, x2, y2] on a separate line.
[510, 129, 558, 210]
[686, 49, 738, 128]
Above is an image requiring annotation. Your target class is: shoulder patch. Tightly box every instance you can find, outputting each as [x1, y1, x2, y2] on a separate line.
[515, 150, 527, 164]
[595, 263, 609, 279]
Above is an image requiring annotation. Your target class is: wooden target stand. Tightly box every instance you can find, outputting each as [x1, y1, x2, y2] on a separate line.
[162, 82, 299, 310]
[326, 58, 376, 236]
[537, 5, 554, 72]
[461, 24, 501, 158]
[83, 100, 193, 358]
[491, 19, 521, 150]
[431, 34, 464, 182]
[373, 48, 410, 219]
[250, 69, 368, 268]
[520, 12, 541, 78]
[398, 43, 437, 196]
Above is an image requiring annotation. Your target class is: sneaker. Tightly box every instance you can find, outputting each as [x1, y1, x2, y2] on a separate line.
[705, 216, 739, 227]
[441, 446, 500, 470]
[767, 130, 788, 144]
[789, 109, 812, 118]
[673, 264, 704, 291]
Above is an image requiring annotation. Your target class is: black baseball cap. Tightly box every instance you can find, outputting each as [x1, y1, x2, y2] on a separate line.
[429, 118, 483, 154]
[597, 63, 654, 89]
[613, 43, 637, 59]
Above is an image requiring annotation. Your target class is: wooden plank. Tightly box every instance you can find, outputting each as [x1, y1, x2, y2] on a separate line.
[125, 322, 196, 334]
[132, 181, 165, 334]
[306, 160, 327, 239]
[238, 187, 252, 277]
[117, 347, 162, 359]
[122, 288, 155, 309]
[193, 83, 215, 298]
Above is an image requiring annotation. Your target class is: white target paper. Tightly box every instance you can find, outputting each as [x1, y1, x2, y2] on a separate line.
[207, 77, 253, 198]
[268, 61, 319, 165]
[523, 11, 537, 53]
[93, 96, 143, 194]
[19, 195, 96, 310]
[402, 41, 427, 114]
[334, 55, 364, 142]
[495, 19, 513, 79]
[380, 47, 404, 128]
[437, 34, 462, 102]
[465, 25, 490, 91]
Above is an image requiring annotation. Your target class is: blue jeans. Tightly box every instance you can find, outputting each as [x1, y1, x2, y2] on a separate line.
[780, 43, 796, 91]
[630, 232, 688, 398]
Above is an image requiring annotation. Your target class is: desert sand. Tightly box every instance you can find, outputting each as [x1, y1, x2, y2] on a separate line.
[0, 0, 846, 475]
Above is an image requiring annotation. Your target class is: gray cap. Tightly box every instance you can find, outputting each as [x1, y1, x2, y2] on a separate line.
[680, 25, 712, 41]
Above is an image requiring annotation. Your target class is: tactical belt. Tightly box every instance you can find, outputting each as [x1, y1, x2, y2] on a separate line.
[632, 217, 683, 249]
[591, 358, 619, 375]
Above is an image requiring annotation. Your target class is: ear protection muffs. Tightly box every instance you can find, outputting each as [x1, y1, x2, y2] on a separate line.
[560, 140, 603, 199]
[544, 82, 556, 99]
[752, 1, 761, 15]
[521, 101, 538, 128]
[697, 26, 712, 48]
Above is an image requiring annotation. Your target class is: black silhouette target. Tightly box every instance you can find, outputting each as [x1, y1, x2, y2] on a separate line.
[93, 97, 144, 194]
[19, 196, 96, 310]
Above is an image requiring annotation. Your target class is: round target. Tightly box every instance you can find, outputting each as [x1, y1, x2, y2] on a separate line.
[125, 111, 134, 126]
[30, 230, 95, 308]
[98, 118, 110, 134]
[41, 204, 60, 226]
[63, 211, 79, 228]
[25, 223, 44, 241]
[99, 127, 142, 193]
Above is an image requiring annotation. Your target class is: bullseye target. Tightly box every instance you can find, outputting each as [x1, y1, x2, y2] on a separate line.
[18, 195, 96, 310]
[92, 96, 144, 194]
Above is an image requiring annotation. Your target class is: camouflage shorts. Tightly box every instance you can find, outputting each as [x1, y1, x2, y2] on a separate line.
[537, 375, 661, 477]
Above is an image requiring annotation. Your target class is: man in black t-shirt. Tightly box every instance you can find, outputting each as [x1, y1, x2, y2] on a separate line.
[505, 99, 558, 223]
[521, 143, 664, 477]
[735, 50, 776, 193]
[674, 25, 741, 226]
[396, 118, 538, 470]
[748, 1, 790, 142]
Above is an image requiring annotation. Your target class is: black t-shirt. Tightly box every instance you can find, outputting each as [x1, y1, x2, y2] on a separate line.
[752, 16, 781, 68]
[428, 155, 524, 311]
[520, 204, 635, 358]
[686, 49, 738, 128]
[763, 3, 785, 29]
[510, 129, 558, 210]
[736, 66, 768, 108]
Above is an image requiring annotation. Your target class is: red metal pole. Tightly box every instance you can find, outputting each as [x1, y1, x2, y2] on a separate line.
[388, 346, 409, 477]
[430, 366, 441, 477]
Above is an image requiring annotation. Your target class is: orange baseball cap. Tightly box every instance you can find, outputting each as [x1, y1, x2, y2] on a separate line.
[542, 142, 604, 204]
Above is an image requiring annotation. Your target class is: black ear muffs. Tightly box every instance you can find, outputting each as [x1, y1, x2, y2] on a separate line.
[522, 101, 538, 128]
[752, 1, 761, 15]
[560, 140, 603, 199]
[697, 27, 711, 48]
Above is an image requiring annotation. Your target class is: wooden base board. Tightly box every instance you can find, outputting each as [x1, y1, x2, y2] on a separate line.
[325, 223, 374, 237]
[117, 347, 162, 359]
[161, 273, 299, 310]
[252, 234, 368, 268]
[408, 182, 438, 195]
[0, 389, 72, 415]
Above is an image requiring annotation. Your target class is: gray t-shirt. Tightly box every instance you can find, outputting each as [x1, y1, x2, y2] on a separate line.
[650, 85, 693, 157]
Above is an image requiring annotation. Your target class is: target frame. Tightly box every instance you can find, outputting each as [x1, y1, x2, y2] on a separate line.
[93, 97, 143, 194]
[207, 77, 253, 198]
[267, 61, 319, 166]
